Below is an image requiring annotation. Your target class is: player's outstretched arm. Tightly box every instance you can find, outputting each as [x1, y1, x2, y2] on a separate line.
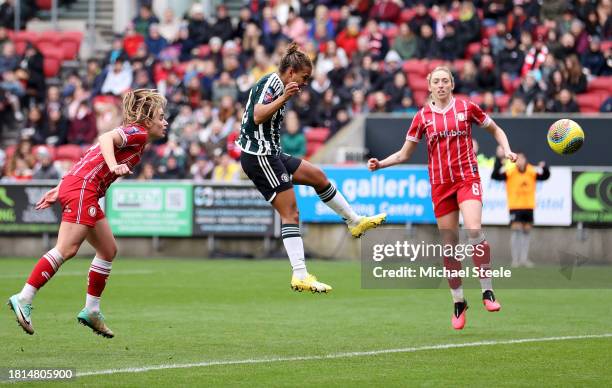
[368, 139, 418, 171]
[484, 121, 517, 162]
[35, 184, 60, 210]
[253, 82, 299, 125]
[99, 130, 132, 176]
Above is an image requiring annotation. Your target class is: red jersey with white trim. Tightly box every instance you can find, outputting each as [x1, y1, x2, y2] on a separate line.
[405, 97, 491, 185]
[65, 125, 148, 196]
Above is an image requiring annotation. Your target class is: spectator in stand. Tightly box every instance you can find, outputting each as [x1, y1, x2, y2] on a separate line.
[439, 23, 463, 61]
[26, 106, 46, 144]
[416, 24, 439, 59]
[528, 93, 548, 114]
[507, 3, 536, 38]
[291, 88, 317, 127]
[481, 91, 500, 113]
[282, 7, 308, 47]
[476, 54, 501, 93]
[557, 31, 577, 59]
[497, 33, 525, 79]
[158, 8, 180, 43]
[0, 41, 18, 73]
[369, 0, 401, 25]
[330, 108, 351, 135]
[584, 10, 603, 37]
[281, 110, 306, 158]
[457, 1, 482, 46]
[564, 54, 587, 94]
[157, 155, 186, 179]
[212, 152, 241, 182]
[137, 161, 157, 181]
[551, 88, 580, 113]
[123, 23, 145, 58]
[42, 105, 68, 146]
[457, 60, 478, 95]
[482, 0, 513, 23]
[234, 6, 254, 40]
[410, 1, 434, 38]
[509, 95, 527, 116]
[513, 70, 543, 106]
[32, 146, 60, 180]
[262, 19, 290, 55]
[336, 17, 361, 60]
[316, 40, 348, 77]
[309, 4, 335, 42]
[570, 19, 590, 55]
[212, 71, 238, 104]
[101, 60, 133, 96]
[188, 3, 210, 45]
[132, 4, 159, 37]
[392, 22, 417, 60]
[349, 89, 369, 116]
[67, 101, 97, 145]
[521, 33, 549, 77]
[6, 137, 35, 180]
[362, 19, 389, 62]
[370, 90, 389, 113]
[581, 36, 609, 75]
[20, 43, 45, 104]
[189, 155, 214, 181]
[211, 4, 234, 43]
[145, 24, 168, 58]
[489, 21, 508, 56]
[316, 89, 339, 128]
[384, 70, 412, 111]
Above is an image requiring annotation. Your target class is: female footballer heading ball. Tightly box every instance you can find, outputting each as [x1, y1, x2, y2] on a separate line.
[8, 89, 168, 338]
[368, 67, 517, 330]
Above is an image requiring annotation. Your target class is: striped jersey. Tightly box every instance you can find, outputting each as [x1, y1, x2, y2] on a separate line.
[406, 97, 491, 185]
[65, 125, 148, 196]
[237, 73, 286, 155]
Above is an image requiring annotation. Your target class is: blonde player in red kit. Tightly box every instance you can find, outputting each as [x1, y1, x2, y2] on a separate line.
[368, 67, 517, 330]
[7, 89, 167, 338]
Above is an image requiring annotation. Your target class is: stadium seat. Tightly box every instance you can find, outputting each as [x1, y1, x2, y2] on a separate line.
[43, 48, 63, 77]
[403, 59, 428, 76]
[54, 144, 83, 162]
[587, 76, 612, 94]
[482, 25, 497, 39]
[453, 59, 468, 72]
[495, 94, 510, 112]
[306, 141, 324, 158]
[35, 34, 59, 56]
[601, 40, 612, 53]
[408, 74, 428, 91]
[427, 59, 445, 72]
[4, 144, 16, 161]
[305, 127, 330, 143]
[12, 30, 38, 55]
[329, 8, 342, 24]
[576, 93, 604, 113]
[35, 0, 52, 10]
[465, 42, 481, 57]
[400, 8, 416, 22]
[195, 44, 210, 58]
[413, 90, 428, 107]
[383, 25, 399, 41]
[59, 31, 83, 60]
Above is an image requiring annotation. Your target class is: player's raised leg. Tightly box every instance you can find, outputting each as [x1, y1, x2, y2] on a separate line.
[77, 218, 117, 338]
[272, 189, 332, 293]
[437, 211, 468, 330]
[292, 159, 386, 238]
[459, 199, 501, 312]
[8, 222, 88, 335]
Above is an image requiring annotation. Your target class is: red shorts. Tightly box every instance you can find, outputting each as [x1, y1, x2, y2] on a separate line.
[430, 178, 482, 218]
[58, 175, 105, 227]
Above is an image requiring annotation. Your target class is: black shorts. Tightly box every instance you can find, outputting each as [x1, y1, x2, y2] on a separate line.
[240, 152, 302, 202]
[509, 209, 534, 224]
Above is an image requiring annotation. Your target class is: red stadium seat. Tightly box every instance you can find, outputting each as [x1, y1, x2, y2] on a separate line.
[306, 142, 324, 158]
[465, 42, 481, 57]
[601, 40, 612, 53]
[43, 48, 63, 77]
[454, 93, 470, 101]
[482, 25, 497, 39]
[413, 90, 428, 107]
[383, 25, 399, 41]
[36, 0, 52, 10]
[587, 76, 612, 94]
[408, 74, 428, 91]
[4, 144, 16, 162]
[403, 59, 427, 76]
[35, 34, 59, 56]
[453, 59, 468, 72]
[400, 8, 416, 22]
[471, 94, 484, 106]
[12, 30, 38, 55]
[329, 8, 342, 24]
[495, 94, 510, 112]
[427, 59, 445, 72]
[576, 93, 604, 112]
[366, 93, 376, 109]
[305, 127, 330, 143]
[54, 144, 83, 162]
[58, 31, 83, 60]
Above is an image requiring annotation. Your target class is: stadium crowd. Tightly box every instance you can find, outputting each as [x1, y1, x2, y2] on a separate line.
[0, 0, 610, 182]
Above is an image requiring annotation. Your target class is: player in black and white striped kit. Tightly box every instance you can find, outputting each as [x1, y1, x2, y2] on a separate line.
[237, 42, 386, 293]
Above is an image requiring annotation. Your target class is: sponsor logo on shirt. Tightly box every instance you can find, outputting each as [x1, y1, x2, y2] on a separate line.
[432, 130, 468, 139]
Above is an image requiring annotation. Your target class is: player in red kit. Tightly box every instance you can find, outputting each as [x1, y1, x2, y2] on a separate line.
[368, 67, 517, 330]
[7, 89, 167, 337]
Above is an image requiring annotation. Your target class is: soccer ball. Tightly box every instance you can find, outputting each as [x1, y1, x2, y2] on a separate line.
[547, 119, 585, 155]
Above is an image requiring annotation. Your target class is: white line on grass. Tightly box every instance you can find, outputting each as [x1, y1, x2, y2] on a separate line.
[0, 270, 154, 279]
[77, 333, 612, 377]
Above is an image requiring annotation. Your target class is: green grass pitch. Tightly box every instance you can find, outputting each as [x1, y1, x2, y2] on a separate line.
[1, 258, 611, 386]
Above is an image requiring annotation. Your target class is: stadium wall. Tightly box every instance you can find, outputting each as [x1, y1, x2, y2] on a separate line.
[365, 114, 612, 166]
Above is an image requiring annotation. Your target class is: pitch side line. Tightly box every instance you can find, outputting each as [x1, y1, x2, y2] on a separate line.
[0, 270, 154, 279]
[77, 333, 612, 377]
